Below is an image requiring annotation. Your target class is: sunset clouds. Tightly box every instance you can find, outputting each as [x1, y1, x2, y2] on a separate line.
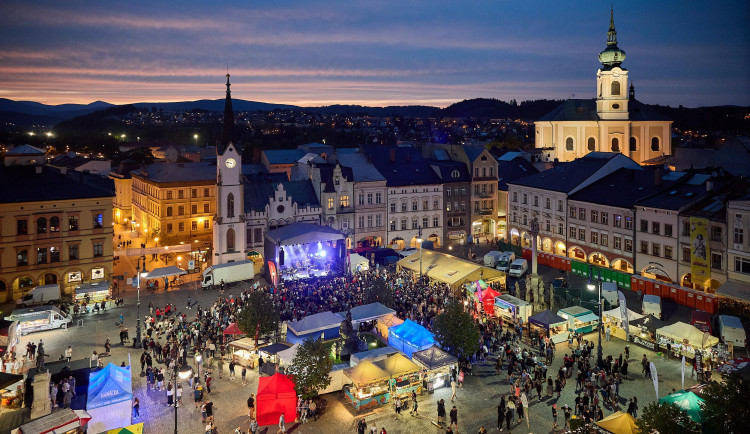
[1, 0, 748, 107]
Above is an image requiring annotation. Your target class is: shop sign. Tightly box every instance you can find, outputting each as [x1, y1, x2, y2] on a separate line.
[68, 271, 82, 283]
[91, 267, 105, 280]
[632, 335, 656, 350]
[694, 351, 703, 372]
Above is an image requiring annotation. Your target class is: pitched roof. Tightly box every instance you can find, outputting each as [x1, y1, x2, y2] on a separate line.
[462, 144, 486, 162]
[361, 144, 442, 186]
[635, 172, 723, 211]
[130, 162, 215, 183]
[537, 98, 671, 122]
[568, 167, 671, 208]
[0, 165, 114, 203]
[428, 159, 471, 183]
[319, 164, 354, 193]
[6, 144, 45, 155]
[243, 178, 320, 213]
[263, 149, 306, 165]
[507, 152, 621, 192]
[336, 152, 385, 182]
[497, 157, 539, 190]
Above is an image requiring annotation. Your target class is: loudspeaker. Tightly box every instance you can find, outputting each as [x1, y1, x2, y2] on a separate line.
[279, 248, 285, 266]
[339, 243, 345, 259]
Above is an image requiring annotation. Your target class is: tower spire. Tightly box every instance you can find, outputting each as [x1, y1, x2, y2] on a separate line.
[607, 8, 617, 46]
[598, 8, 626, 68]
[219, 73, 236, 155]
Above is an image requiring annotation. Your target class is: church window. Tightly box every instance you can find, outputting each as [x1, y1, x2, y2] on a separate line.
[565, 137, 574, 151]
[227, 228, 235, 251]
[227, 193, 235, 218]
[612, 103, 620, 110]
[587, 137, 596, 151]
[611, 81, 621, 95]
[651, 137, 660, 151]
[630, 137, 637, 151]
[611, 137, 620, 152]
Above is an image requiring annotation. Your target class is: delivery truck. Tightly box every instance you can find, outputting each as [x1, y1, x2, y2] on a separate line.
[496, 251, 516, 273]
[5, 306, 72, 334]
[201, 259, 255, 289]
[718, 315, 746, 348]
[16, 284, 61, 307]
[483, 251, 503, 268]
[508, 258, 528, 278]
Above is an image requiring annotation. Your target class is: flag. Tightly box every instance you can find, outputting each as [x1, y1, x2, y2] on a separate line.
[618, 290, 629, 337]
[650, 362, 658, 399]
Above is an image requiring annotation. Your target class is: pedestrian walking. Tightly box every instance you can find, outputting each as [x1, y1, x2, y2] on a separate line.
[241, 365, 247, 386]
[133, 397, 140, 419]
[229, 360, 236, 380]
[552, 404, 558, 429]
[451, 378, 457, 401]
[247, 393, 255, 418]
[65, 346, 72, 362]
[277, 412, 286, 434]
[449, 406, 458, 430]
[437, 399, 446, 426]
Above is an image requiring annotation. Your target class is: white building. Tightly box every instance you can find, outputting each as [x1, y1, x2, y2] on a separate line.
[338, 150, 388, 248]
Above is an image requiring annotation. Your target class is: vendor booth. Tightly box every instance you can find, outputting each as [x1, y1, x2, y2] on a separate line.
[349, 253, 370, 273]
[412, 346, 457, 391]
[256, 373, 297, 427]
[74, 281, 111, 304]
[86, 363, 132, 433]
[257, 343, 293, 375]
[493, 294, 532, 324]
[376, 313, 404, 339]
[594, 411, 638, 434]
[558, 306, 599, 334]
[350, 347, 400, 367]
[286, 311, 342, 344]
[656, 322, 719, 358]
[19, 408, 92, 434]
[223, 322, 245, 338]
[378, 353, 422, 399]
[277, 343, 300, 367]
[105, 423, 144, 434]
[343, 302, 396, 331]
[396, 250, 506, 295]
[227, 337, 258, 367]
[628, 314, 669, 350]
[471, 287, 500, 315]
[0, 372, 24, 409]
[344, 361, 391, 412]
[387, 319, 435, 358]
[528, 310, 569, 344]
[143, 265, 186, 282]
[659, 391, 704, 423]
[603, 307, 643, 341]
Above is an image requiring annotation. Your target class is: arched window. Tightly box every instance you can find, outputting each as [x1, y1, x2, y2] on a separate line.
[565, 137, 574, 151]
[227, 193, 235, 218]
[587, 137, 596, 151]
[651, 137, 660, 151]
[630, 137, 637, 152]
[50, 216, 60, 232]
[37, 217, 47, 234]
[611, 81, 621, 96]
[226, 228, 235, 252]
[611, 137, 620, 152]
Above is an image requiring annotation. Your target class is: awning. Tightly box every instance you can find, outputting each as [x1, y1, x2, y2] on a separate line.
[0, 372, 24, 389]
[20, 408, 91, 434]
[258, 342, 293, 356]
[144, 266, 187, 280]
[576, 313, 600, 323]
[716, 280, 750, 303]
[223, 322, 245, 336]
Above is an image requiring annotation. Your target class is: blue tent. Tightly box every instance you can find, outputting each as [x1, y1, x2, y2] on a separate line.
[286, 311, 342, 344]
[388, 319, 435, 358]
[86, 363, 132, 410]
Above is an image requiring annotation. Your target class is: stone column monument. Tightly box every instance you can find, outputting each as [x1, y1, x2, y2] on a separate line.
[30, 371, 51, 420]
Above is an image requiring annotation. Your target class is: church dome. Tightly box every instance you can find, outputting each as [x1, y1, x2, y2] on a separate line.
[599, 9, 626, 69]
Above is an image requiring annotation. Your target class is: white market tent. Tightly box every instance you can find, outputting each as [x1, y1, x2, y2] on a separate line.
[349, 253, 370, 273]
[278, 343, 300, 366]
[603, 307, 644, 324]
[144, 265, 187, 279]
[341, 302, 396, 330]
[396, 249, 504, 292]
[656, 322, 719, 348]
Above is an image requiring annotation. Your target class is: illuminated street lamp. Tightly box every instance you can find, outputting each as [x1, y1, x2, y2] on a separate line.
[174, 365, 193, 433]
[193, 134, 199, 147]
[587, 267, 604, 368]
[416, 226, 423, 283]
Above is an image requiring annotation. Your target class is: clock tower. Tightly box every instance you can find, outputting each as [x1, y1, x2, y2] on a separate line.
[596, 9, 629, 120]
[213, 74, 247, 264]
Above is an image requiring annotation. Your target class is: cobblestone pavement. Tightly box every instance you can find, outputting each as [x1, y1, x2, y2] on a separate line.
[13, 272, 694, 433]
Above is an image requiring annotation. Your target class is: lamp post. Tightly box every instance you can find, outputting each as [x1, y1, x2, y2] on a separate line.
[174, 364, 193, 434]
[587, 267, 604, 368]
[134, 268, 147, 348]
[416, 225, 423, 284]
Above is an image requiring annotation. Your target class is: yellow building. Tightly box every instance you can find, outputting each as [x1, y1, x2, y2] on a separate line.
[0, 165, 115, 302]
[110, 171, 133, 226]
[129, 163, 215, 244]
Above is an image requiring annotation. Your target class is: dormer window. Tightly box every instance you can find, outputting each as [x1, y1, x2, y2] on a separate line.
[334, 176, 340, 185]
[451, 170, 460, 178]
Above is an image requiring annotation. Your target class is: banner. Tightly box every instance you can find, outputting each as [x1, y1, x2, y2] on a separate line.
[650, 361, 658, 400]
[618, 290, 629, 337]
[689, 217, 711, 288]
[681, 355, 685, 390]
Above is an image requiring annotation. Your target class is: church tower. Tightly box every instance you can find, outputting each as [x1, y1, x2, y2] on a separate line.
[213, 74, 247, 264]
[596, 9, 629, 120]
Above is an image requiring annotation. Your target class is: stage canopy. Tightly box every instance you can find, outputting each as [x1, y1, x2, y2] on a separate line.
[223, 322, 245, 336]
[528, 310, 567, 329]
[256, 373, 297, 427]
[265, 222, 345, 245]
[344, 360, 390, 386]
[659, 390, 705, 423]
[388, 319, 435, 358]
[656, 322, 719, 348]
[350, 347, 400, 367]
[87, 363, 132, 409]
[287, 311, 342, 344]
[412, 346, 458, 370]
[629, 314, 668, 334]
[144, 265, 187, 280]
[376, 313, 404, 337]
[594, 411, 639, 434]
[396, 250, 505, 291]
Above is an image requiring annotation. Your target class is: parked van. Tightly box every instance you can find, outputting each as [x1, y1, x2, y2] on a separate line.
[601, 282, 619, 308]
[16, 284, 61, 307]
[508, 259, 528, 278]
[5, 306, 71, 334]
[483, 251, 503, 268]
[642, 294, 662, 320]
[496, 252, 516, 273]
[690, 310, 713, 334]
[718, 315, 746, 347]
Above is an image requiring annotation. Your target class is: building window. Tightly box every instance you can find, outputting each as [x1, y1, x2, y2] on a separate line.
[446, 202, 452, 212]
[423, 199, 429, 210]
[69, 245, 79, 260]
[253, 228, 262, 242]
[328, 198, 334, 210]
[599, 213, 607, 225]
[712, 253, 722, 270]
[376, 215, 382, 227]
[664, 245, 673, 259]
[587, 137, 596, 151]
[50, 246, 60, 263]
[191, 204, 198, 214]
[625, 216, 633, 230]
[579, 228, 585, 241]
[640, 220, 648, 232]
[652, 221, 660, 235]
[389, 202, 396, 213]
[614, 236, 622, 250]
[735, 227, 745, 244]
[93, 241, 103, 257]
[359, 194, 365, 205]
[192, 221, 198, 231]
[641, 241, 649, 253]
[565, 137, 574, 151]
[167, 223, 173, 232]
[545, 198, 550, 209]
[570, 207, 577, 218]
[512, 192, 518, 202]
[651, 137, 660, 151]
[570, 226, 577, 238]
[433, 216, 439, 227]
[629, 137, 637, 151]
[167, 207, 173, 217]
[434, 198, 439, 209]
[522, 215, 527, 225]
[611, 137, 620, 152]
[367, 193, 373, 204]
[227, 193, 235, 217]
[167, 191, 173, 200]
[204, 188, 210, 197]
[591, 210, 599, 223]
[204, 203, 210, 213]
[579, 208, 586, 220]
[50, 216, 60, 232]
[178, 190, 184, 199]
[665, 224, 673, 238]
[35, 217, 47, 234]
[611, 81, 621, 95]
[412, 218, 418, 229]
[340, 196, 350, 208]
[682, 221, 690, 236]
[358, 216, 364, 228]
[682, 247, 691, 262]
[474, 168, 479, 177]
[401, 201, 407, 212]
[204, 220, 210, 229]
[376, 192, 382, 204]
[591, 232, 599, 244]
[601, 234, 608, 247]
[178, 206, 185, 216]
[401, 219, 407, 230]
[624, 239, 633, 252]
[558, 200, 563, 212]
[613, 215, 621, 228]
[191, 189, 197, 198]
[390, 220, 396, 231]
[652, 243, 660, 257]
[735, 257, 750, 274]
[17, 249, 28, 266]
[36, 247, 48, 264]
[412, 200, 418, 211]
[558, 223, 563, 235]
[178, 222, 185, 232]
[545, 220, 550, 232]
[422, 217, 429, 228]
[69, 216, 79, 231]
[533, 196, 539, 207]
[710, 226, 722, 242]
[522, 194, 527, 205]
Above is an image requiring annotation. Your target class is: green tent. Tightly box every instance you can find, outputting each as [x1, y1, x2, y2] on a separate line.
[659, 390, 704, 423]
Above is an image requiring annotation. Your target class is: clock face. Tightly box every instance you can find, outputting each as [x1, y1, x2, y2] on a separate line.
[225, 158, 236, 168]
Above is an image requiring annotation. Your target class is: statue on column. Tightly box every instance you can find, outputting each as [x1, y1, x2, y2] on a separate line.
[549, 283, 556, 311]
[514, 281, 520, 298]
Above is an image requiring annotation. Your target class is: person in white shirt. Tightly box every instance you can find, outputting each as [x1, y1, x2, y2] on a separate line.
[65, 346, 73, 362]
[278, 413, 286, 433]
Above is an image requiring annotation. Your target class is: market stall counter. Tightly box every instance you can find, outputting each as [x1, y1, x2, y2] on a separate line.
[412, 346, 457, 392]
[377, 353, 422, 399]
[558, 306, 599, 334]
[74, 281, 112, 304]
[656, 322, 719, 360]
[343, 361, 391, 412]
[628, 314, 669, 351]
[603, 307, 644, 341]
[227, 337, 259, 368]
[528, 310, 569, 344]
[493, 294, 532, 324]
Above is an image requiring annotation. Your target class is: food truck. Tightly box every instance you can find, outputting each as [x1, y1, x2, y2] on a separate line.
[74, 281, 112, 304]
[557, 306, 599, 334]
[5, 306, 72, 334]
[493, 294, 532, 324]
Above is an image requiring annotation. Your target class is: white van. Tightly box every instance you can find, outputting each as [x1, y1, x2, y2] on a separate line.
[508, 259, 528, 278]
[496, 251, 516, 273]
[718, 315, 746, 347]
[641, 294, 662, 320]
[16, 284, 61, 307]
[601, 282, 619, 308]
[483, 251, 503, 268]
[5, 306, 71, 334]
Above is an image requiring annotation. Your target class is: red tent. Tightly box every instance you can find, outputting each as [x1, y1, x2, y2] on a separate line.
[223, 323, 244, 336]
[256, 373, 297, 426]
[480, 288, 501, 314]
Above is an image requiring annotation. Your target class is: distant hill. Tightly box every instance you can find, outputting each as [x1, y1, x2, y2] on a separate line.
[437, 98, 565, 120]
